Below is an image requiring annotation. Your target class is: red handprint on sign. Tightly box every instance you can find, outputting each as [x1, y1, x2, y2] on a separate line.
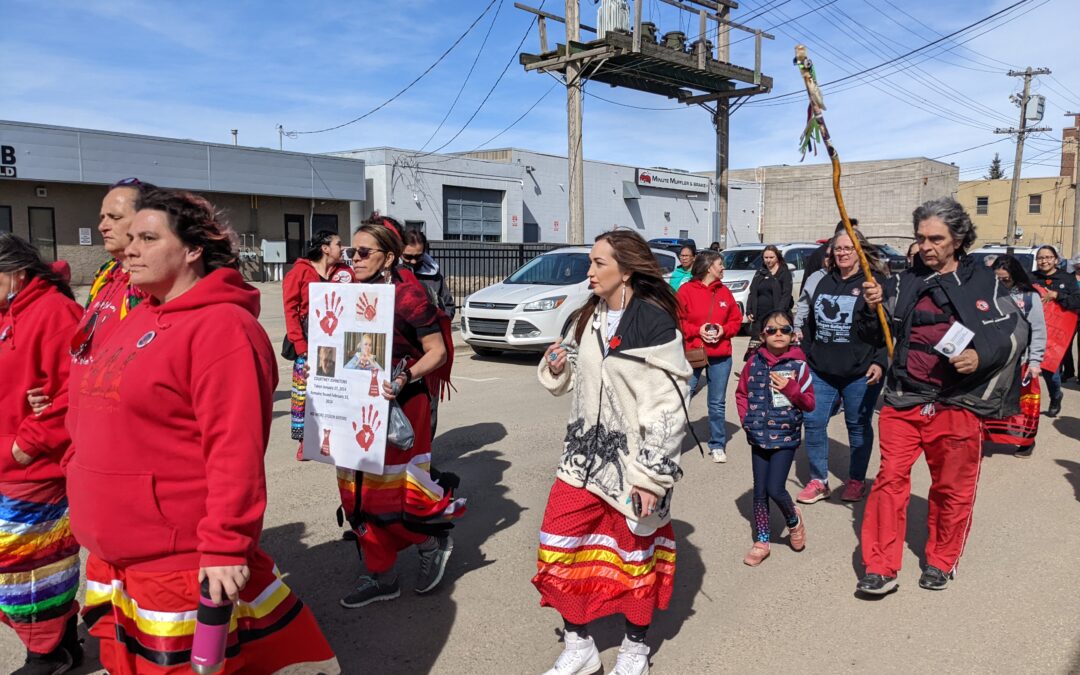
[352, 404, 382, 452]
[356, 293, 378, 322]
[316, 292, 343, 336]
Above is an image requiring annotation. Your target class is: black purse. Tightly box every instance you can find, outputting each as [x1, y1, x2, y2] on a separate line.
[281, 316, 308, 361]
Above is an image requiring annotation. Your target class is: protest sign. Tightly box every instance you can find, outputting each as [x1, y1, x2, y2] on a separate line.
[303, 282, 395, 473]
[1042, 299, 1078, 374]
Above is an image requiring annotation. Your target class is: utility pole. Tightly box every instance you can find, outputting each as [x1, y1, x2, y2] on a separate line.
[1067, 112, 1080, 257]
[995, 67, 1051, 246]
[714, 4, 730, 248]
[565, 0, 585, 245]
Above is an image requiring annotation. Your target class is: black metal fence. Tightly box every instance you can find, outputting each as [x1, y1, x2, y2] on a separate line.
[429, 241, 565, 300]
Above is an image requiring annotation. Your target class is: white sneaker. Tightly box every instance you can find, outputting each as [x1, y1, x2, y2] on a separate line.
[543, 631, 601, 675]
[609, 637, 650, 675]
[710, 448, 727, 463]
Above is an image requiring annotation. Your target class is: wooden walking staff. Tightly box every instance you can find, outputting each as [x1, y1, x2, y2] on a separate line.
[793, 45, 894, 358]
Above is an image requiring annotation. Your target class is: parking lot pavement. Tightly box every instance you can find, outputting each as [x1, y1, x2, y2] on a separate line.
[4, 284, 1080, 673]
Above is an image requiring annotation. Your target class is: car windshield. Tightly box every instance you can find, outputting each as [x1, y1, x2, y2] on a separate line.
[723, 249, 763, 270]
[653, 251, 676, 273]
[969, 251, 1034, 270]
[505, 252, 590, 285]
[876, 244, 904, 258]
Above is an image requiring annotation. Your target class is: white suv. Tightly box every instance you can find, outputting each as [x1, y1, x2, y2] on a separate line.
[720, 243, 820, 322]
[460, 246, 678, 356]
[968, 244, 1044, 272]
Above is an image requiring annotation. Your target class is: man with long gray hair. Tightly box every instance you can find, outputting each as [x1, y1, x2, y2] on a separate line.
[853, 197, 1028, 596]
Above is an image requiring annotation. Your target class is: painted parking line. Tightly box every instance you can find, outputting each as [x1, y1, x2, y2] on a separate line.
[454, 376, 500, 382]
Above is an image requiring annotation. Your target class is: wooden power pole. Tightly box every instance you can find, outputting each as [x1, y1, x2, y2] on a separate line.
[996, 67, 1051, 246]
[565, 0, 585, 245]
[714, 4, 730, 248]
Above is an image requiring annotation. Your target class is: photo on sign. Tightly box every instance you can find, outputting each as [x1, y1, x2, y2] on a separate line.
[315, 345, 337, 378]
[343, 332, 386, 372]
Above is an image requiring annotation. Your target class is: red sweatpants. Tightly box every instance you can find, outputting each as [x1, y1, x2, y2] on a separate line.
[861, 404, 983, 577]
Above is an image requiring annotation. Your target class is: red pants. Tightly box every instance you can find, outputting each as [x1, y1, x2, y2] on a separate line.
[861, 405, 983, 577]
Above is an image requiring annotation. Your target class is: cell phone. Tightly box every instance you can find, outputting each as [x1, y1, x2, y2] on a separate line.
[631, 492, 643, 518]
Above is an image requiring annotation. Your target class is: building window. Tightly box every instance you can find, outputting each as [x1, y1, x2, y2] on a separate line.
[1028, 194, 1041, 214]
[976, 196, 989, 215]
[679, 229, 689, 239]
[405, 220, 426, 233]
[0, 205, 11, 233]
[443, 186, 503, 242]
[28, 207, 56, 263]
[312, 213, 338, 234]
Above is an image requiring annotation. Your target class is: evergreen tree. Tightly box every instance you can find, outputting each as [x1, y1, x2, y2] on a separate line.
[986, 153, 1005, 179]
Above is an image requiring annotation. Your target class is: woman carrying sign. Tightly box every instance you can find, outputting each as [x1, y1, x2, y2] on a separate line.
[337, 216, 461, 610]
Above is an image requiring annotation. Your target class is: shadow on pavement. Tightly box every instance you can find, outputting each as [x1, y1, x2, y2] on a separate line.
[261, 421, 522, 674]
[1054, 459, 1080, 504]
[575, 519, 704, 661]
[1051, 415, 1080, 440]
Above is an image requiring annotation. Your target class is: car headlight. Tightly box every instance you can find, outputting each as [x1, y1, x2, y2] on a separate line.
[724, 280, 748, 292]
[523, 296, 567, 312]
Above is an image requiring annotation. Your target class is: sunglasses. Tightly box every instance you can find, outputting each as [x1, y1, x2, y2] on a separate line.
[344, 247, 385, 260]
[70, 311, 99, 357]
[401, 253, 423, 263]
[763, 325, 794, 336]
[109, 177, 143, 189]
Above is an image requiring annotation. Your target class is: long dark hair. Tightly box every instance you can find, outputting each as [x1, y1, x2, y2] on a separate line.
[992, 255, 1036, 293]
[760, 245, 789, 278]
[0, 233, 75, 300]
[304, 230, 340, 261]
[690, 249, 721, 281]
[573, 230, 678, 342]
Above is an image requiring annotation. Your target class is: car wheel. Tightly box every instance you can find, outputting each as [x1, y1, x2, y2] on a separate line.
[471, 346, 502, 357]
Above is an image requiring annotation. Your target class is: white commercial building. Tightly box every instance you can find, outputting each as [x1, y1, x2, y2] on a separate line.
[334, 147, 759, 247]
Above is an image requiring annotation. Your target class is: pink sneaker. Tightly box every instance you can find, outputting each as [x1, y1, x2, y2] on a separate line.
[743, 542, 770, 566]
[796, 479, 830, 504]
[788, 508, 806, 551]
[841, 479, 866, 502]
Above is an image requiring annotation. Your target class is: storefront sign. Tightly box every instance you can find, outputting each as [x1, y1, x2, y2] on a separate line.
[635, 168, 709, 193]
[0, 145, 15, 178]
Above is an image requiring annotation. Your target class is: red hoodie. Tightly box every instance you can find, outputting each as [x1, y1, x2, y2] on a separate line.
[677, 279, 743, 358]
[282, 258, 354, 356]
[65, 268, 278, 572]
[0, 277, 81, 483]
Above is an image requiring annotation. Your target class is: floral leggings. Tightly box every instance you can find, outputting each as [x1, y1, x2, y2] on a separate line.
[751, 445, 799, 543]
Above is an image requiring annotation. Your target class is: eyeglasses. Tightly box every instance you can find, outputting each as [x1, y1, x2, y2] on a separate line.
[834, 246, 856, 254]
[345, 247, 385, 260]
[70, 312, 99, 357]
[109, 177, 143, 189]
[763, 325, 794, 336]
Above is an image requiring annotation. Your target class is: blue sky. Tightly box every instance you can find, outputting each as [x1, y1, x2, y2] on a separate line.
[2, 0, 1076, 180]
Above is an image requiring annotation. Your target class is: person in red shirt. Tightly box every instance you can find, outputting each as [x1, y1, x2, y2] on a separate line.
[27, 178, 154, 421]
[281, 230, 354, 457]
[64, 189, 338, 674]
[0, 235, 84, 675]
[676, 250, 743, 463]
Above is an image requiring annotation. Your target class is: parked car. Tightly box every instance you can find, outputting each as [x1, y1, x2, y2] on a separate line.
[647, 237, 697, 254]
[460, 246, 678, 356]
[868, 242, 908, 274]
[967, 244, 1056, 273]
[719, 243, 819, 323]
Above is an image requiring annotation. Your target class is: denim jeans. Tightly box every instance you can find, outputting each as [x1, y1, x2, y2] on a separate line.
[802, 370, 883, 483]
[1042, 367, 1063, 402]
[689, 356, 733, 450]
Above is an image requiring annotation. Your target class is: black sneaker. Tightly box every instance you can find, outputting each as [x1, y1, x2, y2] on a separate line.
[1014, 443, 1034, 458]
[340, 574, 400, 608]
[1046, 394, 1063, 418]
[415, 535, 454, 594]
[855, 573, 899, 596]
[12, 647, 75, 675]
[918, 565, 953, 590]
[342, 529, 358, 542]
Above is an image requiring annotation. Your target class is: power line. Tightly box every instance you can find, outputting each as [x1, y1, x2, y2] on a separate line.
[294, 0, 499, 135]
[419, 0, 505, 151]
[746, 0, 1041, 107]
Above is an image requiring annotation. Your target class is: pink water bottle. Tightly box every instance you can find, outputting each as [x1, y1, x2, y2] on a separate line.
[191, 579, 231, 674]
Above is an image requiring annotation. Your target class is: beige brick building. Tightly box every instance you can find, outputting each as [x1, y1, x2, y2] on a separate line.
[721, 158, 958, 247]
[957, 176, 1075, 254]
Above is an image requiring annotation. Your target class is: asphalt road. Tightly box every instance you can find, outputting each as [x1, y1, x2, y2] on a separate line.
[3, 282, 1080, 674]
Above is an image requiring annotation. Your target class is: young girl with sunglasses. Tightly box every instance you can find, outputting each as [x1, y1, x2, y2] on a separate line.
[735, 310, 816, 566]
